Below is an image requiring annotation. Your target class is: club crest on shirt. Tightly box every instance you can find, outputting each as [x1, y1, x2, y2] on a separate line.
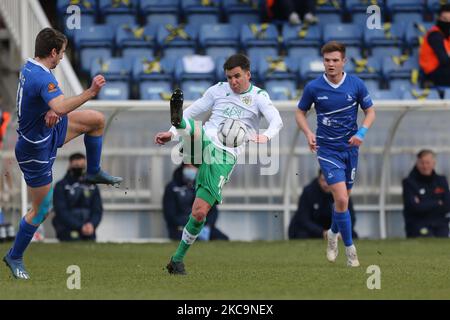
[241, 95, 252, 106]
[48, 83, 57, 93]
[346, 93, 353, 101]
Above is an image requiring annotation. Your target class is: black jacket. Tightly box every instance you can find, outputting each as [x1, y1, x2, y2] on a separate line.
[163, 166, 222, 240]
[289, 178, 357, 239]
[52, 172, 103, 241]
[402, 167, 450, 227]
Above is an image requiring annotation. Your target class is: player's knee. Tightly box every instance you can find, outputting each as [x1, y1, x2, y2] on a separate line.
[92, 111, 105, 129]
[334, 195, 349, 211]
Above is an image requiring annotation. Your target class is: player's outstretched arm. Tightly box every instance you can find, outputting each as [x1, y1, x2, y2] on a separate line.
[48, 75, 106, 116]
[295, 109, 317, 152]
[348, 106, 376, 147]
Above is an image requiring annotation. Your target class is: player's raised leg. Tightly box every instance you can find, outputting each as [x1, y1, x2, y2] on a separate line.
[64, 110, 122, 185]
[329, 181, 359, 267]
[3, 184, 53, 279]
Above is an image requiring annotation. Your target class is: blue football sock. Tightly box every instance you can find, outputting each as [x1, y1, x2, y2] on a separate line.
[330, 206, 339, 233]
[8, 217, 38, 260]
[333, 209, 353, 246]
[84, 134, 102, 175]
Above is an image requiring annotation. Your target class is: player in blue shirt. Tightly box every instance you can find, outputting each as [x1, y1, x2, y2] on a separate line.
[296, 41, 376, 267]
[3, 28, 122, 280]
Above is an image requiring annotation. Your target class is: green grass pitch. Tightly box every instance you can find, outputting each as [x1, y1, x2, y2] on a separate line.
[1, 239, 449, 299]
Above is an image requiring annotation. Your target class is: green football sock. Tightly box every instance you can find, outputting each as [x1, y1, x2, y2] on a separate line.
[172, 214, 205, 262]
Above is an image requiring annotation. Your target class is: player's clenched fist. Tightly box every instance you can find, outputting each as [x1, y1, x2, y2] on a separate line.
[89, 75, 106, 96]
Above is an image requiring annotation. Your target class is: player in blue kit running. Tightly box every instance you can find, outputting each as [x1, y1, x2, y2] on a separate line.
[3, 28, 122, 279]
[296, 41, 376, 267]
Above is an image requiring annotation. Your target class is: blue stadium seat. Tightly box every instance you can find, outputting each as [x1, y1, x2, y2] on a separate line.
[264, 79, 298, 101]
[80, 48, 112, 75]
[174, 54, 216, 82]
[389, 79, 413, 93]
[402, 88, 441, 100]
[428, 0, 446, 14]
[386, 0, 424, 22]
[240, 23, 279, 57]
[322, 23, 362, 47]
[90, 57, 132, 82]
[157, 24, 198, 58]
[122, 48, 154, 64]
[346, 46, 362, 60]
[364, 79, 381, 92]
[257, 55, 299, 83]
[364, 21, 406, 50]
[444, 88, 450, 99]
[181, 0, 221, 27]
[382, 55, 419, 82]
[346, 0, 384, 26]
[139, 80, 173, 100]
[221, 0, 261, 27]
[98, 0, 139, 26]
[299, 55, 324, 82]
[315, 0, 344, 23]
[63, 14, 96, 42]
[371, 46, 403, 58]
[348, 56, 382, 81]
[132, 56, 176, 83]
[73, 24, 115, 50]
[97, 81, 130, 100]
[140, 0, 179, 25]
[282, 24, 321, 53]
[57, 0, 97, 20]
[405, 21, 434, 48]
[116, 24, 158, 51]
[199, 24, 240, 57]
[316, 12, 342, 24]
[286, 47, 319, 60]
[370, 89, 402, 100]
[181, 80, 213, 100]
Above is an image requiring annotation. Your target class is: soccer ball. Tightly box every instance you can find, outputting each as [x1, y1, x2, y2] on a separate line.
[217, 118, 248, 148]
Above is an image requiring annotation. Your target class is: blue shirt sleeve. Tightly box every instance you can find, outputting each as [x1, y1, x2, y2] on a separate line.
[39, 73, 63, 105]
[298, 84, 314, 111]
[356, 78, 373, 110]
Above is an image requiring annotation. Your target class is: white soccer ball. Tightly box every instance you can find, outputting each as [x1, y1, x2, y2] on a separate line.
[217, 118, 248, 148]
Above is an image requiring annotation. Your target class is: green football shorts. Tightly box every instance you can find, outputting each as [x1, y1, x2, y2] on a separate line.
[180, 119, 236, 206]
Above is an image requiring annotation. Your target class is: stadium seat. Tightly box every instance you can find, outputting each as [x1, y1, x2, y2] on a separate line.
[382, 55, 419, 82]
[90, 57, 132, 82]
[63, 14, 96, 42]
[221, 0, 261, 27]
[73, 24, 115, 50]
[79, 48, 112, 75]
[316, 12, 342, 24]
[181, 80, 213, 100]
[370, 89, 402, 100]
[315, 0, 344, 24]
[348, 56, 382, 81]
[371, 46, 403, 58]
[198, 24, 239, 57]
[139, 80, 173, 100]
[181, 0, 221, 27]
[116, 24, 158, 51]
[427, 0, 446, 15]
[364, 79, 381, 92]
[57, 0, 97, 22]
[299, 55, 324, 82]
[257, 55, 299, 83]
[264, 79, 298, 101]
[140, 0, 179, 25]
[132, 56, 176, 83]
[240, 23, 279, 58]
[364, 21, 406, 50]
[174, 54, 216, 83]
[402, 88, 441, 100]
[97, 81, 130, 100]
[389, 79, 413, 93]
[405, 21, 434, 49]
[346, 0, 384, 26]
[322, 23, 362, 47]
[98, 0, 139, 26]
[282, 24, 321, 52]
[122, 48, 154, 64]
[156, 24, 198, 58]
[386, 0, 424, 22]
[444, 88, 450, 99]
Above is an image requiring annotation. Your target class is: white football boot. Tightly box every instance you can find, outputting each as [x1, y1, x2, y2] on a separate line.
[326, 229, 339, 262]
[345, 244, 360, 267]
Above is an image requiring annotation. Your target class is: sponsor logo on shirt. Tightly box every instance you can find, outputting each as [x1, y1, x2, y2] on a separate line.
[347, 94, 353, 101]
[317, 96, 328, 100]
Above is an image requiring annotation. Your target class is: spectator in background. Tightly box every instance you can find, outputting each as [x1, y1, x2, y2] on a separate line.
[268, 0, 318, 25]
[52, 153, 103, 241]
[289, 170, 358, 239]
[402, 150, 450, 238]
[419, 4, 450, 87]
[163, 163, 229, 242]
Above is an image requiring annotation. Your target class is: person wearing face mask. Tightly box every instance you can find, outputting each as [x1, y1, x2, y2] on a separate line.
[52, 153, 103, 241]
[419, 4, 450, 88]
[289, 170, 358, 240]
[163, 163, 229, 242]
[402, 150, 450, 238]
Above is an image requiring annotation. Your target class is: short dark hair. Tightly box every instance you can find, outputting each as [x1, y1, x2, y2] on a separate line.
[34, 28, 67, 58]
[439, 4, 450, 15]
[223, 53, 250, 71]
[321, 41, 346, 58]
[69, 152, 86, 162]
[417, 149, 435, 159]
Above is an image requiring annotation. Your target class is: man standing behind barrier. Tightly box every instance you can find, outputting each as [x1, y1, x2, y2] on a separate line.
[295, 41, 376, 267]
[402, 150, 450, 238]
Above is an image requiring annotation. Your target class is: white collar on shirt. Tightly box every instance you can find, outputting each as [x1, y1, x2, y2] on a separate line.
[27, 58, 51, 73]
[323, 72, 347, 89]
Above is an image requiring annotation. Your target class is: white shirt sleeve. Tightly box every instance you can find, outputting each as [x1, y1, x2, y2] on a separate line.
[168, 85, 216, 139]
[257, 91, 283, 140]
